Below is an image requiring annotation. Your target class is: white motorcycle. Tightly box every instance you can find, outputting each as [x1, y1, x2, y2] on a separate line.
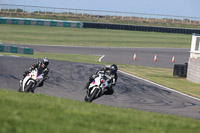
[18, 68, 45, 93]
[84, 72, 111, 102]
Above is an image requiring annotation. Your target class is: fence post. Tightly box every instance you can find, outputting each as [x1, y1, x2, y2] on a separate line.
[30, 6, 32, 13]
[139, 13, 141, 20]
[182, 16, 184, 23]
[38, 6, 40, 14]
[23, 6, 25, 13]
[60, 8, 62, 16]
[45, 7, 47, 15]
[121, 12, 124, 20]
[74, 9, 76, 16]
[8, 5, 10, 13]
[155, 15, 158, 22]
[68, 9, 70, 16]
[53, 8, 55, 15]
[15, 5, 17, 13]
[130, 13, 133, 20]
[82, 9, 84, 17]
[90, 10, 92, 17]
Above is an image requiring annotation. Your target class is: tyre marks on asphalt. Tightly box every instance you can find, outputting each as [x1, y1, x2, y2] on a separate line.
[0, 56, 200, 119]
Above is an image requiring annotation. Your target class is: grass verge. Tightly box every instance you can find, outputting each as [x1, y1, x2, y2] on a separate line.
[0, 89, 200, 133]
[0, 24, 191, 48]
[0, 52, 101, 65]
[119, 65, 200, 99]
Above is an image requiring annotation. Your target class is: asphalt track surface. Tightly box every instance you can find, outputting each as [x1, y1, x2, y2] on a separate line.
[5, 43, 190, 69]
[0, 55, 200, 119]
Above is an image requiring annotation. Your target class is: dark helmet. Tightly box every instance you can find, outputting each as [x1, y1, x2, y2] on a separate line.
[110, 64, 118, 73]
[42, 57, 49, 67]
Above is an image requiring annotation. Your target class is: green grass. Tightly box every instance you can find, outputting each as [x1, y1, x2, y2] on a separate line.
[0, 24, 191, 48]
[0, 52, 101, 64]
[1, 24, 200, 132]
[0, 89, 200, 133]
[119, 65, 200, 99]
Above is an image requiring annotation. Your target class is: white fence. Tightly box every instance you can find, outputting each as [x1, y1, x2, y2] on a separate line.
[0, 4, 200, 25]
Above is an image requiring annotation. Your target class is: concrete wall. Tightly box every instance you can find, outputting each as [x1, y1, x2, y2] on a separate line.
[187, 57, 200, 84]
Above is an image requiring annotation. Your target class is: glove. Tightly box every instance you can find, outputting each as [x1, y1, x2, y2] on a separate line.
[23, 71, 30, 77]
[44, 76, 49, 81]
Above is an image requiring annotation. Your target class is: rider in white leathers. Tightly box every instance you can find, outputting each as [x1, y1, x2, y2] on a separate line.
[20, 57, 49, 87]
[85, 64, 118, 95]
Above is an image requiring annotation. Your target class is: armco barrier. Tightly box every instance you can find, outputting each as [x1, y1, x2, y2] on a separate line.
[24, 47, 34, 54]
[1, 17, 199, 34]
[0, 17, 83, 28]
[0, 45, 4, 52]
[0, 44, 34, 55]
[83, 22, 200, 34]
[4, 45, 10, 52]
[10, 46, 18, 53]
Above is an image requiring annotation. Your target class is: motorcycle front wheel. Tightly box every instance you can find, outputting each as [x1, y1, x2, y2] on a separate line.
[85, 88, 99, 103]
[24, 82, 34, 92]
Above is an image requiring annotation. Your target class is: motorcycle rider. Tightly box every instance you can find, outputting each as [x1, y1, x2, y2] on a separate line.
[85, 64, 118, 95]
[20, 57, 49, 87]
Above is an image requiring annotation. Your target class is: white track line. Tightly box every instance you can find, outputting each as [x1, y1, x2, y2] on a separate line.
[0, 54, 20, 57]
[99, 55, 105, 62]
[119, 70, 200, 101]
[9, 55, 20, 58]
[98, 55, 200, 101]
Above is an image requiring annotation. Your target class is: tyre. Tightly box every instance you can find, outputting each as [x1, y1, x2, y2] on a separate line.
[18, 87, 23, 92]
[84, 95, 89, 102]
[24, 82, 34, 92]
[87, 88, 99, 102]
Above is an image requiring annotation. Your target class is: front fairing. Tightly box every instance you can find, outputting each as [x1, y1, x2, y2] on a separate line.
[22, 69, 44, 91]
[88, 73, 110, 95]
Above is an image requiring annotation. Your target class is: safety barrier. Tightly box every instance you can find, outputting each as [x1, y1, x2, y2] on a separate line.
[173, 63, 188, 77]
[0, 44, 34, 55]
[1, 17, 199, 34]
[0, 17, 83, 28]
[83, 22, 200, 34]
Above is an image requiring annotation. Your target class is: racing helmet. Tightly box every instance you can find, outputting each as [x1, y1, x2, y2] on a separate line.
[110, 64, 118, 73]
[42, 57, 49, 67]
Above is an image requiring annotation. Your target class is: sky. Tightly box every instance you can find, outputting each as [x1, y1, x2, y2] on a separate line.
[0, 0, 199, 18]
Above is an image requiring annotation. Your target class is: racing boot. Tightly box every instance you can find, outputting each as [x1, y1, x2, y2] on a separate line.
[19, 80, 22, 85]
[19, 76, 24, 87]
[18, 79, 23, 92]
